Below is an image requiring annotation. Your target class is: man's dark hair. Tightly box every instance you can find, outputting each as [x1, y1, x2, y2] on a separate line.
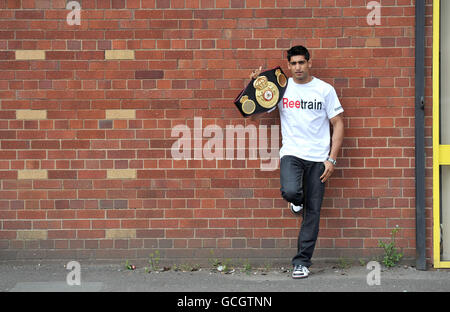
[287, 45, 310, 62]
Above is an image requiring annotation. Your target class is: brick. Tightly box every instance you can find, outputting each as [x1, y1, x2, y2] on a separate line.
[105, 109, 136, 119]
[92, 219, 120, 229]
[16, 110, 47, 120]
[17, 211, 46, 219]
[105, 50, 135, 60]
[47, 170, 77, 179]
[135, 70, 164, 79]
[17, 230, 48, 240]
[18, 169, 48, 180]
[77, 230, 105, 239]
[15, 50, 45, 60]
[105, 229, 136, 239]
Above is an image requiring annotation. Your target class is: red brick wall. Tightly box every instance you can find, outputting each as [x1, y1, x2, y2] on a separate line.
[0, 0, 430, 265]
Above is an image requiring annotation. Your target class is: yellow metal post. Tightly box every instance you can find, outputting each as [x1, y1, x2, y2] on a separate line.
[433, 0, 450, 268]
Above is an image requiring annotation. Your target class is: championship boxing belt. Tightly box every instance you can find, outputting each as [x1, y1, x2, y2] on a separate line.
[234, 66, 288, 117]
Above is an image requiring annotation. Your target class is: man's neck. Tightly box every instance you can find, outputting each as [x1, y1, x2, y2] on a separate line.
[293, 76, 313, 85]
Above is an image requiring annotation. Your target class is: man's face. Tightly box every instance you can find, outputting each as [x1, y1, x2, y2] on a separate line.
[287, 54, 312, 83]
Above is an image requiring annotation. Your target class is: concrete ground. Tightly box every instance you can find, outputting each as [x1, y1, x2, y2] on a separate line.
[1, 261, 449, 292]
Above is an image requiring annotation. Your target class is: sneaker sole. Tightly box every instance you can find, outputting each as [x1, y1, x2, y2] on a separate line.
[289, 203, 303, 214]
[292, 274, 309, 279]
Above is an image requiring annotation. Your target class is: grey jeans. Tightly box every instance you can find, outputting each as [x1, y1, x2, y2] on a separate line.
[280, 155, 325, 268]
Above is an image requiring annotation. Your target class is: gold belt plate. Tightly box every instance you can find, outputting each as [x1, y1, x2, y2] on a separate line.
[253, 75, 279, 109]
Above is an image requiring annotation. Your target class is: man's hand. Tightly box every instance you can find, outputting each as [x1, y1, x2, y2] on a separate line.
[320, 160, 335, 183]
[321, 113, 344, 183]
[250, 66, 262, 79]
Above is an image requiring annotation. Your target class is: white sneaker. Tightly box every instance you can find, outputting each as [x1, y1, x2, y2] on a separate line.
[292, 264, 310, 279]
[290, 203, 303, 214]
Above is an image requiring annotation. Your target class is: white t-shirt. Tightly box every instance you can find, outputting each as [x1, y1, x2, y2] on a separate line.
[278, 77, 344, 162]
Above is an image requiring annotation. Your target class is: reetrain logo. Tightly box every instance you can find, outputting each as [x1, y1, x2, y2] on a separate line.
[282, 98, 323, 110]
